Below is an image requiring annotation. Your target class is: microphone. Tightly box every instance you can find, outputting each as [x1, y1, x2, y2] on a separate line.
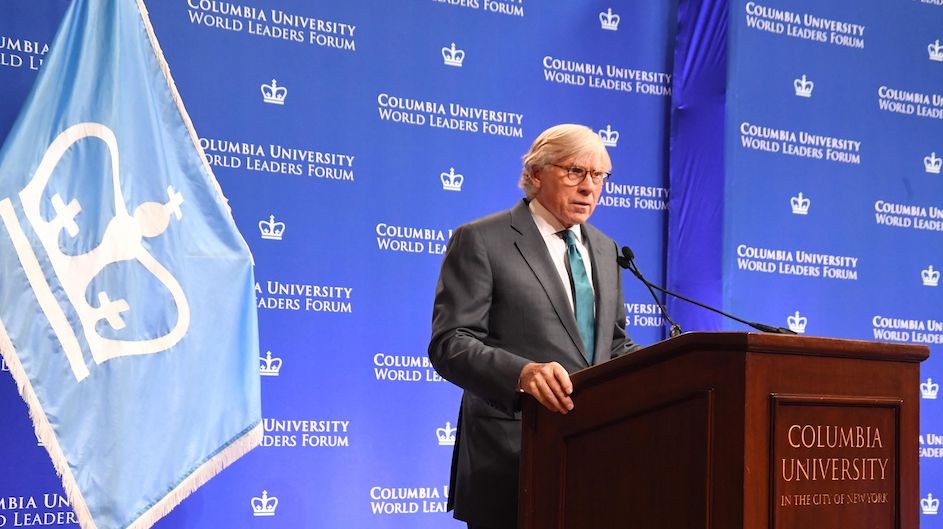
[618, 247, 683, 338]
[618, 246, 797, 335]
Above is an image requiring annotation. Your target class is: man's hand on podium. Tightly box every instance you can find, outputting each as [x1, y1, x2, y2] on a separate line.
[518, 362, 574, 414]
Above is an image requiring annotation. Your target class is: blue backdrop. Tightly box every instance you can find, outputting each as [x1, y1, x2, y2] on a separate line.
[670, 0, 943, 522]
[2, 0, 941, 527]
[720, 0, 943, 520]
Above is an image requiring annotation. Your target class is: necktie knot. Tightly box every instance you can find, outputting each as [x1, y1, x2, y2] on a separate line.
[561, 229, 577, 248]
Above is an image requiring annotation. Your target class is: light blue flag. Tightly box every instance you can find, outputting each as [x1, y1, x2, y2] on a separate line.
[0, 0, 262, 528]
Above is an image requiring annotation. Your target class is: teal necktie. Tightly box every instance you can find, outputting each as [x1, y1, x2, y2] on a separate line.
[562, 230, 595, 364]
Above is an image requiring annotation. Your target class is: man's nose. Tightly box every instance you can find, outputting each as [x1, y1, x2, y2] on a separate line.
[576, 178, 594, 193]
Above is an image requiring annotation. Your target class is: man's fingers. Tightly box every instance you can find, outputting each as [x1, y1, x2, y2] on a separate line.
[550, 363, 574, 395]
[543, 363, 574, 411]
[532, 376, 565, 414]
[542, 370, 573, 412]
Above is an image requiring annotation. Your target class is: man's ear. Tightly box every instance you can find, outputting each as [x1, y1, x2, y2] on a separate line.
[530, 167, 543, 190]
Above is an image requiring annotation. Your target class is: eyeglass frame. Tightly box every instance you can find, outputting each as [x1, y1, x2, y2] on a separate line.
[546, 163, 612, 185]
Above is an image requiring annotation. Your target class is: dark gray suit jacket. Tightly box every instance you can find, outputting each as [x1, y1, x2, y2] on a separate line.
[429, 199, 638, 528]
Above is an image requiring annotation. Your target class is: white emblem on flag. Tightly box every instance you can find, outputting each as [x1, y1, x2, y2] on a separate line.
[0, 123, 190, 381]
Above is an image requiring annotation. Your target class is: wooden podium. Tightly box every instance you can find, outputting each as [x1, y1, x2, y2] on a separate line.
[519, 332, 928, 529]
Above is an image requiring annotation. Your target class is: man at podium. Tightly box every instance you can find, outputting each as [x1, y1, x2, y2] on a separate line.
[429, 124, 639, 529]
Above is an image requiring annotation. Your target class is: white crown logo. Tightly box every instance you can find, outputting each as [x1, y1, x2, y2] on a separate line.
[261, 79, 287, 105]
[442, 43, 465, 67]
[922, 378, 940, 399]
[923, 265, 941, 287]
[251, 490, 278, 517]
[260, 351, 283, 377]
[441, 168, 464, 191]
[0, 123, 190, 382]
[929, 40, 943, 62]
[599, 8, 620, 31]
[925, 152, 942, 174]
[787, 311, 807, 334]
[793, 74, 814, 98]
[598, 125, 619, 148]
[924, 493, 940, 515]
[437, 421, 457, 446]
[259, 215, 285, 241]
[790, 192, 810, 215]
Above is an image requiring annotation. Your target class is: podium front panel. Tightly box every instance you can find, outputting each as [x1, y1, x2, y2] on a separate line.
[770, 395, 900, 529]
[563, 390, 712, 528]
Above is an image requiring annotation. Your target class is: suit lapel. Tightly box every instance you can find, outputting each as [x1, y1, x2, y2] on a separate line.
[583, 224, 616, 366]
[509, 201, 588, 366]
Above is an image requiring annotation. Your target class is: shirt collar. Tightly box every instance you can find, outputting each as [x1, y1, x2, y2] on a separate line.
[528, 198, 583, 244]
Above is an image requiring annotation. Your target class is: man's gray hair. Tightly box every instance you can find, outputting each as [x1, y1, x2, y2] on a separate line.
[519, 124, 611, 199]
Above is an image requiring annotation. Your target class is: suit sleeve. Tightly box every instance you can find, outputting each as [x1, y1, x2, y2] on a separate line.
[428, 223, 531, 415]
[609, 240, 642, 357]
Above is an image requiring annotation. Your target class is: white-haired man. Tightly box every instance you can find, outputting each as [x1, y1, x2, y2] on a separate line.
[429, 124, 639, 529]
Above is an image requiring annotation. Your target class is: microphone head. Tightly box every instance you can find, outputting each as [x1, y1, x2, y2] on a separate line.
[621, 246, 635, 261]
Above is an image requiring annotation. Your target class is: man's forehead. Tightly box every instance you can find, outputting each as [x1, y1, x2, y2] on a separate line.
[559, 151, 610, 168]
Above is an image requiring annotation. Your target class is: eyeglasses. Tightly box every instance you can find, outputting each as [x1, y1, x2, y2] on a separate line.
[548, 163, 612, 185]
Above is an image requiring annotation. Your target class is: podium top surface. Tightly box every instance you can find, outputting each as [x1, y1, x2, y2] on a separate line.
[572, 331, 929, 387]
